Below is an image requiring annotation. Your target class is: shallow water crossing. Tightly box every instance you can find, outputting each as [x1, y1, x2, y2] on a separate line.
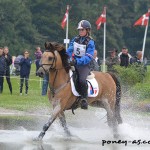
[0, 108, 150, 150]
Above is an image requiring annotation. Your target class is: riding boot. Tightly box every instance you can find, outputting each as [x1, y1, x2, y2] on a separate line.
[79, 83, 88, 109]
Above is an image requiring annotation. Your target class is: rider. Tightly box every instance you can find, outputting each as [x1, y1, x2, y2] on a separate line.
[66, 20, 95, 109]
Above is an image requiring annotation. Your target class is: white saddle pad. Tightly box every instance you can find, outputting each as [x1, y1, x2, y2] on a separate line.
[69, 70, 99, 97]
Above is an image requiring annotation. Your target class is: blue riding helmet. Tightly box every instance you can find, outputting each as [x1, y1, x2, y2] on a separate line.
[77, 20, 91, 30]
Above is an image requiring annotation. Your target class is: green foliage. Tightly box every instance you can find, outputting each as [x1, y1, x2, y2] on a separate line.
[0, 0, 150, 59]
[114, 65, 150, 100]
[131, 83, 150, 100]
[114, 64, 146, 86]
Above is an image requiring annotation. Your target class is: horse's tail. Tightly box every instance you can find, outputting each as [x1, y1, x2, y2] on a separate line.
[108, 72, 123, 124]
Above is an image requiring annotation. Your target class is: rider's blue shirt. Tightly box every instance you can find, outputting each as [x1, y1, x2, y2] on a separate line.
[66, 36, 95, 65]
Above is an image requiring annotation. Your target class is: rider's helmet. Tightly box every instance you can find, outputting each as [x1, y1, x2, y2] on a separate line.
[77, 20, 91, 30]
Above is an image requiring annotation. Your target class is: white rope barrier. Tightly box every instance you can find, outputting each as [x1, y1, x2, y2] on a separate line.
[0, 75, 46, 82]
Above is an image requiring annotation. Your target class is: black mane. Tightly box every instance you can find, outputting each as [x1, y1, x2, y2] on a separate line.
[44, 41, 71, 73]
[58, 48, 71, 73]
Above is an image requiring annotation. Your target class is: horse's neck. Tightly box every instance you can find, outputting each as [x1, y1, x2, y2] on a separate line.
[49, 69, 69, 88]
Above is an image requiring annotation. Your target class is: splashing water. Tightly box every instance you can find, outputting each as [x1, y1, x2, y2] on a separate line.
[0, 108, 150, 150]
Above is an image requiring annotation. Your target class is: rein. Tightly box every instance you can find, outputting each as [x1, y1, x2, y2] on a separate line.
[49, 68, 72, 97]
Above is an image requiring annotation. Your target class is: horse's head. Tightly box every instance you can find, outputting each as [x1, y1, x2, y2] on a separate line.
[37, 42, 71, 77]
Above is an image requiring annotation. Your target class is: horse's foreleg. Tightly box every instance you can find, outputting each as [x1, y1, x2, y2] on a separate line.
[35, 104, 61, 141]
[58, 112, 71, 136]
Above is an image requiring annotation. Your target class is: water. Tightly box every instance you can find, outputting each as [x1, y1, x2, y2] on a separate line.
[0, 108, 150, 150]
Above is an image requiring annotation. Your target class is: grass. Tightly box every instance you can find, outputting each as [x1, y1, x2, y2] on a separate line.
[0, 64, 50, 111]
[0, 64, 150, 112]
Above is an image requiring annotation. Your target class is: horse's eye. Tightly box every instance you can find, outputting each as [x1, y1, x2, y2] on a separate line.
[48, 57, 53, 61]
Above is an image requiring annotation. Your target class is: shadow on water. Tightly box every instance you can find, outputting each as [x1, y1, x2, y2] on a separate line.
[0, 116, 47, 130]
[0, 108, 150, 150]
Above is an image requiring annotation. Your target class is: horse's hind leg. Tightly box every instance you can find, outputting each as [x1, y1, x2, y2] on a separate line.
[115, 90, 123, 124]
[102, 99, 118, 138]
[115, 104, 123, 124]
[58, 111, 71, 136]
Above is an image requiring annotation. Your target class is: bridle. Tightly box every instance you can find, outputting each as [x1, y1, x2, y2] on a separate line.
[40, 50, 57, 73]
[40, 50, 71, 97]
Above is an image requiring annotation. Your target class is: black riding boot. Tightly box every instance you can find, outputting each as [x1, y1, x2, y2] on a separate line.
[79, 83, 88, 110]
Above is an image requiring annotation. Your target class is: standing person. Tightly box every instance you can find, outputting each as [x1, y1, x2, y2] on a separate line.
[94, 50, 101, 66]
[19, 50, 32, 95]
[118, 46, 132, 67]
[3, 46, 12, 94]
[130, 50, 147, 71]
[0, 48, 6, 93]
[34, 47, 42, 76]
[67, 20, 95, 109]
[130, 51, 142, 64]
[90, 49, 101, 71]
[106, 48, 120, 72]
[41, 73, 49, 96]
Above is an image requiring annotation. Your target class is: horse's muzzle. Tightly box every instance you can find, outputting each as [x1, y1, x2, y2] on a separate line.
[36, 67, 45, 78]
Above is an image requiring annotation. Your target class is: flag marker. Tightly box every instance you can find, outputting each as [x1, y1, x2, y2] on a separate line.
[96, 7, 106, 72]
[134, 9, 150, 62]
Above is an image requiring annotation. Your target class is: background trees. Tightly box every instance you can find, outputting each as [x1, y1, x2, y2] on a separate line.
[0, 0, 149, 58]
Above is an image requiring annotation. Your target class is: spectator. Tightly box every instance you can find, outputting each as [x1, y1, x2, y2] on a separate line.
[3, 46, 12, 94]
[118, 46, 132, 67]
[35, 47, 42, 76]
[130, 51, 142, 64]
[19, 50, 32, 95]
[106, 48, 119, 72]
[14, 55, 24, 76]
[0, 48, 6, 93]
[90, 49, 101, 71]
[130, 50, 147, 71]
[94, 50, 101, 66]
[41, 73, 49, 96]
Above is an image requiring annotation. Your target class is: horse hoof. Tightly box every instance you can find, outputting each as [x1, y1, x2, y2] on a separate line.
[33, 136, 43, 142]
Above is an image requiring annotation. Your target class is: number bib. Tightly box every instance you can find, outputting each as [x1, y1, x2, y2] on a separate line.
[73, 42, 86, 57]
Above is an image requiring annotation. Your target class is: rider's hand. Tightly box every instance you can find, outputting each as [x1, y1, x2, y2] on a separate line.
[70, 59, 76, 66]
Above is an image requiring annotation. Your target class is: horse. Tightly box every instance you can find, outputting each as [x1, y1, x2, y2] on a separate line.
[36, 41, 122, 141]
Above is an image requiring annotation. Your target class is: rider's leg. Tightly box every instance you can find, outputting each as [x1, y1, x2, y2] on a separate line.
[75, 64, 90, 109]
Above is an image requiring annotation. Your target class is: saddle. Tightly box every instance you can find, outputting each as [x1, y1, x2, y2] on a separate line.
[69, 69, 99, 97]
[69, 69, 99, 113]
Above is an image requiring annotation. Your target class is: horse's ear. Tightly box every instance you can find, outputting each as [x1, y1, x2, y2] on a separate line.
[44, 42, 49, 49]
[44, 42, 54, 51]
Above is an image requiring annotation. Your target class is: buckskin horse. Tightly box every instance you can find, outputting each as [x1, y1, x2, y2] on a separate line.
[36, 41, 122, 141]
